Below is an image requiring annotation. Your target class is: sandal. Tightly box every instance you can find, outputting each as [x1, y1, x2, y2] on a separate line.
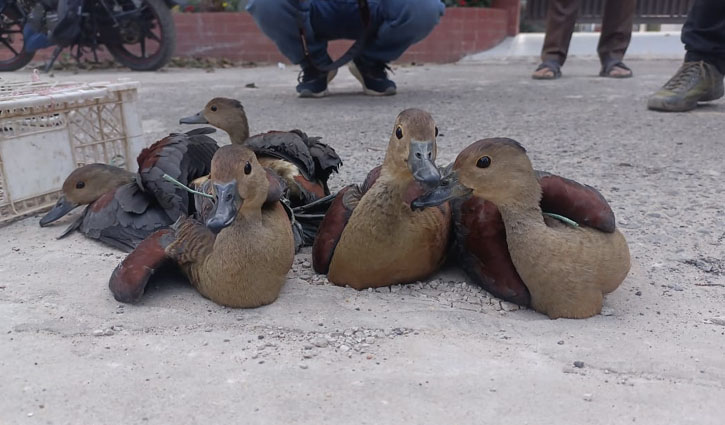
[600, 60, 633, 78]
[532, 60, 562, 80]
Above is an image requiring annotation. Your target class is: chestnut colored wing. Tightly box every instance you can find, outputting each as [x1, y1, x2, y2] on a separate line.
[137, 129, 219, 221]
[311, 185, 359, 274]
[311, 165, 382, 273]
[109, 228, 175, 303]
[452, 197, 531, 306]
[537, 171, 616, 233]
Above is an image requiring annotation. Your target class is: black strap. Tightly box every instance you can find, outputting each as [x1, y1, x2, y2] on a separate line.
[298, 0, 374, 72]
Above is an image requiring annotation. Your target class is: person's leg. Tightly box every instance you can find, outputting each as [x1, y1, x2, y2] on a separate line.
[533, 0, 579, 79]
[361, 0, 443, 62]
[597, 0, 635, 77]
[348, 0, 443, 96]
[682, 0, 725, 73]
[246, 0, 328, 65]
[648, 0, 725, 111]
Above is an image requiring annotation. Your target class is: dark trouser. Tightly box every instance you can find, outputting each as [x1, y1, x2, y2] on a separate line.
[682, 0, 725, 74]
[246, 0, 444, 65]
[540, 0, 635, 67]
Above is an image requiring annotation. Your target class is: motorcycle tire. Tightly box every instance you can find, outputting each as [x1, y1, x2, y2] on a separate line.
[105, 0, 175, 71]
[0, 5, 36, 72]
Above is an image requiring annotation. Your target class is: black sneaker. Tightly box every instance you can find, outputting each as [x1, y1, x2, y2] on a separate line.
[647, 61, 724, 112]
[297, 65, 337, 98]
[348, 57, 396, 96]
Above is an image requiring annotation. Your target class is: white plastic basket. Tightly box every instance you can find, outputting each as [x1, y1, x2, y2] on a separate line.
[0, 79, 145, 225]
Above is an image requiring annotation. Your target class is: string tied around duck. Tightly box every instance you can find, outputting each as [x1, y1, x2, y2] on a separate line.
[162, 174, 215, 199]
[543, 212, 579, 228]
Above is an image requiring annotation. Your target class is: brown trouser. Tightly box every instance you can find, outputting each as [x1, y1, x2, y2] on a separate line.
[541, 0, 636, 67]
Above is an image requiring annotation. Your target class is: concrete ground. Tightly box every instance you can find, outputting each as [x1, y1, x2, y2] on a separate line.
[1, 58, 724, 425]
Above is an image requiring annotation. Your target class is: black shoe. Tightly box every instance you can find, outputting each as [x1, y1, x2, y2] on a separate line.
[348, 57, 396, 96]
[647, 61, 724, 112]
[296, 64, 337, 98]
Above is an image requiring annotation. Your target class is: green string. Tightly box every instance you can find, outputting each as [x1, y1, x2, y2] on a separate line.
[162, 174, 214, 199]
[543, 212, 579, 228]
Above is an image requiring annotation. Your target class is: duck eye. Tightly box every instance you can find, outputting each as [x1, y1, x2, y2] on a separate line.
[435, 127, 439, 137]
[395, 126, 403, 140]
[210, 105, 217, 112]
[476, 156, 491, 168]
[75, 181, 85, 189]
[244, 162, 252, 175]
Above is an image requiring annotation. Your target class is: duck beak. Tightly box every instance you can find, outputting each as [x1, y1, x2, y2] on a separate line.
[408, 140, 440, 190]
[39, 196, 78, 227]
[411, 171, 472, 211]
[206, 181, 240, 234]
[179, 110, 208, 125]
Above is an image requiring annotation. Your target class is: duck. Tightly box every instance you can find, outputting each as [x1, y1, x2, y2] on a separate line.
[179, 97, 342, 207]
[312, 108, 450, 289]
[38, 128, 218, 252]
[108, 144, 295, 307]
[411, 138, 630, 319]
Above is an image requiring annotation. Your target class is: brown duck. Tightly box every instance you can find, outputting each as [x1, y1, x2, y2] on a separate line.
[179, 97, 342, 207]
[312, 109, 450, 289]
[109, 144, 295, 307]
[38, 128, 218, 251]
[413, 138, 630, 319]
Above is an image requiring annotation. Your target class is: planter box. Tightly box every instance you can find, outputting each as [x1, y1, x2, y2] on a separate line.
[173, 7, 511, 64]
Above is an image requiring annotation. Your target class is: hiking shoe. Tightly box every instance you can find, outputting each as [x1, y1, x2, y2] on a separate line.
[348, 58, 396, 96]
[297, 65, 337, 98]
[647, 61, 724, 112]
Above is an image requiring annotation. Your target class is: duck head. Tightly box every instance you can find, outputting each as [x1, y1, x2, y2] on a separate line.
[179, 98, 250, 143]
[412, 138, 539, 210]
[383, 108, 441, 190]
[205, 145, 269, 234]
[39, 164, 135, 226]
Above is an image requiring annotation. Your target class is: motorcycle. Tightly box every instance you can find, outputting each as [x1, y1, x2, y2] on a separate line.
[0, 0, 176, 71]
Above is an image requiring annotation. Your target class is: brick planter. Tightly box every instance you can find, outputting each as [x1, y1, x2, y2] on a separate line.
[174, 7, 510, 64]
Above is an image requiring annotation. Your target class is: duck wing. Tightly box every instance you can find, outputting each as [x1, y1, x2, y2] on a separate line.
[246, 131, 317, 180]
[71, 184, 173, 252]
[109, 228, 176, 303]
[450, 196, 531, 306]
[137, 129, 219, 222]
[246, 130, 342, 205]
[311, 165, 378, 274]
[536, 171, 616, 232]
[291, 129, 342, 193]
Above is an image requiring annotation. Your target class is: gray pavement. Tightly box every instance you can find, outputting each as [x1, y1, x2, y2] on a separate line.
[1, 58, 724, 425]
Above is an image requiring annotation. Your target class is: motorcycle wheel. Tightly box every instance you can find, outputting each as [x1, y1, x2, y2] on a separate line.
[0, 5, 35, 72]
[105, 0, 175, 71]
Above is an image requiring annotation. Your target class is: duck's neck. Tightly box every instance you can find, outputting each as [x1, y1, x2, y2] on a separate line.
[494, 183, 546, 238]
[225, 117, 250, 144]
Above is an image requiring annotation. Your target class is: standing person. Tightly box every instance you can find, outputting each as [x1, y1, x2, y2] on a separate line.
[648, 0, 724, 112]
[246, 0, 445, 98]
[532, 0, 636, 79]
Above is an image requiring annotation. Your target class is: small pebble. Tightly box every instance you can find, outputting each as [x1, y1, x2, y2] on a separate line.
[574, 361, 585, 368]
[557, 340, 565, 345]
[583, 393, 593, 402]
[312, 337, 328, 348]
[299, 363, 308, 369]
[635, 291, 642, 296]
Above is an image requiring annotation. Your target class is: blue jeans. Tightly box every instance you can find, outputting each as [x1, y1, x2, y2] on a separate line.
[246, 0, 445, 65]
